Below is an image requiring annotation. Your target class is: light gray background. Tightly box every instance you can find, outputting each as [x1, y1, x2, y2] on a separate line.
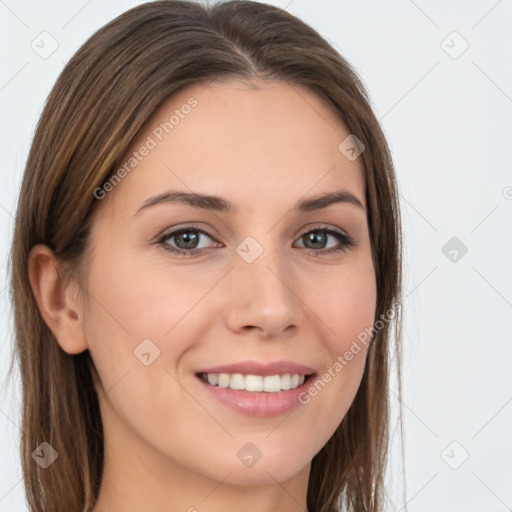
[1, 1, 511, 511]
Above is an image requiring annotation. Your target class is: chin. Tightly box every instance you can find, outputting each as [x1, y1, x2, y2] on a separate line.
[200, 452, 310, 486]
[225, 465, 306, 486]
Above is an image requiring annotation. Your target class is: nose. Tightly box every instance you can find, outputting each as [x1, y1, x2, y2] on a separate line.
[224, 244, 305, 339]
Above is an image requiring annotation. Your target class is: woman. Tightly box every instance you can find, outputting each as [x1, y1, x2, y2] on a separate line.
[9, 1, 404, 511]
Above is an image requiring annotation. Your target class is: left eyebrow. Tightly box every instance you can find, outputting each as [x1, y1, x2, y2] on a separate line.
[295, 190, 366, 212]
[135, 188, 366, 216]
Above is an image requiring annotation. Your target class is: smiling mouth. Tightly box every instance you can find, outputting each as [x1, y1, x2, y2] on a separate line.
[196, 372, 315, 393]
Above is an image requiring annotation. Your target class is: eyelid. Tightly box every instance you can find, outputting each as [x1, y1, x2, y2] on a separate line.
[156, 225, 221, 250]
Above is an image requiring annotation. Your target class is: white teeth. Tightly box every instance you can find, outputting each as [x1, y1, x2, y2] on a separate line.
[230, 373, 245, 390]
[245, 374, 263, 392]
[280, 374, 291, 390]
[218, 373, 230, 388]
[263, 375, 281, 393]
[201, 372, 308, 392]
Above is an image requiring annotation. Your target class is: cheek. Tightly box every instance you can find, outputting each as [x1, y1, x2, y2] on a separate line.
[80, 252, 166, 387]
[81, 247, 220, 404]
[84, 247, 208, 341]
[298, 262, 376, 434]
[315, 262, 377, 351]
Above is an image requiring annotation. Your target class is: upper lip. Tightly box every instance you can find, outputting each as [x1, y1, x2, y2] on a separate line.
[195, 360, 316, 377]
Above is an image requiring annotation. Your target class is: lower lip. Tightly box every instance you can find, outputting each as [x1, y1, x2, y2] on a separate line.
[196, 375, 314, 418]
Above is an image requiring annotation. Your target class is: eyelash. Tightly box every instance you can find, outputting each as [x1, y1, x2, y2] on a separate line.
[155, 224, 356, 258]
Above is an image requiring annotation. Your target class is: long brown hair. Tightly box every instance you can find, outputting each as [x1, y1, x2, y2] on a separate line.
[8, 1, 404, 511]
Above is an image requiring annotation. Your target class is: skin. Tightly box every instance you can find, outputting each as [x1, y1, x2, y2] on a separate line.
[29, 78, 377, 512]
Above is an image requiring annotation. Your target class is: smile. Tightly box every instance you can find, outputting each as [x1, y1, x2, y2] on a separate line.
[195, 369, 316, 418]
[198, 372, 308, 392]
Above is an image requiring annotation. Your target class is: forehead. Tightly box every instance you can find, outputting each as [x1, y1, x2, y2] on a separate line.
[103, 78, 366, 215]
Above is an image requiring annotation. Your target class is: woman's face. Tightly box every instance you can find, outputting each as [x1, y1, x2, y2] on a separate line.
[81, 78, 376, 486]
